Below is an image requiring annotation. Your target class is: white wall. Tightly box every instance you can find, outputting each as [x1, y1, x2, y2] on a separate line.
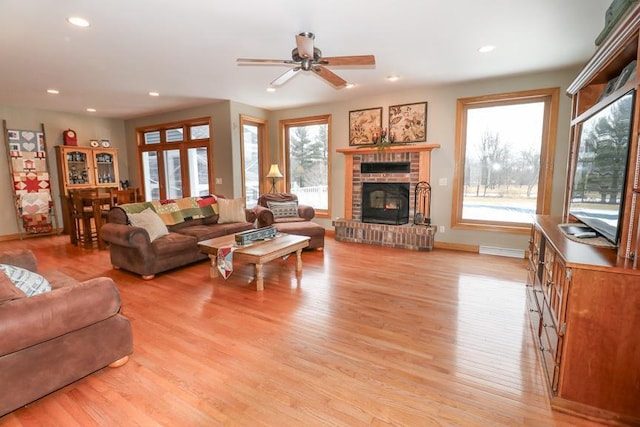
[1, 66, 579, 252]
[0, 105, 125, 237]
[269, 66, 581, 252]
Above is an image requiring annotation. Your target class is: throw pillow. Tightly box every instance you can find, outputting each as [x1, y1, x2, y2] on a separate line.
[0, 270, 26, 303]
[267, 201, 299, 219]
[217, 198, 246, 223]
[127, 208, 170, 242]
[0, 264, 51, 297]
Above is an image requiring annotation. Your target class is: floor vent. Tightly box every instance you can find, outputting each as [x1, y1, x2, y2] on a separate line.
[479, 245, 525, 259]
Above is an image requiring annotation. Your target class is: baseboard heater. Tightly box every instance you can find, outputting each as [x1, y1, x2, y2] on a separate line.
[479, 245, 525, 259]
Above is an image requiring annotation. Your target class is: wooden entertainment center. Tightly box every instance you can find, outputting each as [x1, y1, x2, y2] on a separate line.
[526, 3, 640, 425]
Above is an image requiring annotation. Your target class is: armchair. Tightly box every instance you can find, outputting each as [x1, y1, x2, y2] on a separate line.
[254, 193, 325, 249]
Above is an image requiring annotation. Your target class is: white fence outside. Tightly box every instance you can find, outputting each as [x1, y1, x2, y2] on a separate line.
[292, 184, 328, 210]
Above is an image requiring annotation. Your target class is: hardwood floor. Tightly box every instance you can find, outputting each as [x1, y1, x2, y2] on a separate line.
[0, 235, 608, 426]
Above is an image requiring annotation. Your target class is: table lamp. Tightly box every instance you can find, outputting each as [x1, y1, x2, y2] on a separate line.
[266, 164, 283, 193]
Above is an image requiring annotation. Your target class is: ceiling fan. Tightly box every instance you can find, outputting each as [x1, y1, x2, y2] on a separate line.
[236, 32, 375, 89]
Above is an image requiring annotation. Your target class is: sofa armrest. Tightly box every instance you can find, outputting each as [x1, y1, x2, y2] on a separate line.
[253, 205, 274, 228]
[245, 208, 257, 224]
[100, 222, 151, 248]
[0, 278, 123, 355]
[0, 249, 38, 273]
[298, 204, 315, 221]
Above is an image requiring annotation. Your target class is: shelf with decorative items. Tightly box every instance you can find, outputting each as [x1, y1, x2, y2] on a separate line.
[55, 145, 119, 234]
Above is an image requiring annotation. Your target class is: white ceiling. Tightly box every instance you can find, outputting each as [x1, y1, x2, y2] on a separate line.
[0, 0, 612, 119]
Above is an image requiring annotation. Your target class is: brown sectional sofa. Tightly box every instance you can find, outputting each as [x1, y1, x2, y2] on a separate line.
[0, 249, 133, 416]
[100, 197, 256, 279]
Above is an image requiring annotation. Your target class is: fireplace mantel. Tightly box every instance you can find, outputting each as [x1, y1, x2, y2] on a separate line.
[336, 143, 440, 155]
[337, 143, 440, 220]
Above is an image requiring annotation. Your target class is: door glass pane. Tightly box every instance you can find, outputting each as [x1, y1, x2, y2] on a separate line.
[187, 147, 210, 196]
[164, 149, 182, 199]
[462, 102, 544, 223]
[165, 128, 184, 143]
[243, 123, 259, 207]
[288, 123, 329, 210]
[190, 124, 210, 140]
[142, 151, 159, 200]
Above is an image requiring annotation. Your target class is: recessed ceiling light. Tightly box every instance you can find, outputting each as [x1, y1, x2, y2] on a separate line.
[149, 91, 160, 97]
[345, 83, 355, 89]
[67, 16, 90, 27]
[46, 89, 59, 94]
[386, 75, 400, 82]
[86, 108, 96, 112]
[478, 45, 496, 53]
[266, 87, 276, 92]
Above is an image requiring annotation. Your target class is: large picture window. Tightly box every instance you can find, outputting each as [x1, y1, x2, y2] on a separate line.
[280, 115, 331, 217]
[452, 88, 559, 232]
[137, 118, 212, 201]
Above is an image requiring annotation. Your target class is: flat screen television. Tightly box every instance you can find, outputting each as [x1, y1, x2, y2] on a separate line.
[568, 90, 635, 245]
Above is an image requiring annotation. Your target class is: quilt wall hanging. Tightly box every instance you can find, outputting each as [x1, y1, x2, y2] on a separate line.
[3, 121, 58, 236]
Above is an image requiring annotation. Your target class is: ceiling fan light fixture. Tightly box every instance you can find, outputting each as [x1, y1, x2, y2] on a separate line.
[237, 32, 375, 89]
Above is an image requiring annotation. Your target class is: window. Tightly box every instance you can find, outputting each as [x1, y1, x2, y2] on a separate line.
[452, 88, 559, 232]
[137, 118, 213, 201]
[240, 115, 268, 208]
[280, 115, 331, 217]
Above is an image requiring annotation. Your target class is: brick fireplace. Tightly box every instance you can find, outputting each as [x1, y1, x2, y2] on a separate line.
[334, 144, 439, 251]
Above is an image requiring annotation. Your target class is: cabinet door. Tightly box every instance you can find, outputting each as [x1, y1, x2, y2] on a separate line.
[61, 147, 94, 188]
[92, 148, 119, 187]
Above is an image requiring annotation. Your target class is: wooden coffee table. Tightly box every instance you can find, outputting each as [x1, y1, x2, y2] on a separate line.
[198, 233, 310, 291]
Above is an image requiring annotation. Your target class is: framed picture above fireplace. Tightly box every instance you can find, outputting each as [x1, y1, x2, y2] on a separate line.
[349, 107, 382, 146]
[388, 102, 427, 143]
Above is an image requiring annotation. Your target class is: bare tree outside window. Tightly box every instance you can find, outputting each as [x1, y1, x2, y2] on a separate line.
[453, 88, 559, 232]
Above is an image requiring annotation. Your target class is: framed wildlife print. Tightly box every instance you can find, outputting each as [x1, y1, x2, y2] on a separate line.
[388, 102, 427, 143]
[349, 107, 382, 146]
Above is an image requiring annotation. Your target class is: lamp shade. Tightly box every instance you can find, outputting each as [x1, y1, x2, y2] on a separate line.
[266, 164, 283, 178]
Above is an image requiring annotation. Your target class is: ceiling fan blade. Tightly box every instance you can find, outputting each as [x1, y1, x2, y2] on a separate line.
[321, 55, 376, 66]
[296, 32, 315, 58]
[271, 67, 300, 86]
[237, 58, 292, 65]
[313, 65, 347, 88]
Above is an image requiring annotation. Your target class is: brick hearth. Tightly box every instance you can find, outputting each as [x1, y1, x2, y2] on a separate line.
[333, 219, 436, 251]
[334, 144, 439, 251]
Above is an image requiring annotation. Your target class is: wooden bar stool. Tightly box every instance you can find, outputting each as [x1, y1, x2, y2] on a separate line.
[68, 189, 97, 248]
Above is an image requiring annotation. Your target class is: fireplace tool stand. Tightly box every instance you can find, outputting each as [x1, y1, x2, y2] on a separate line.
[413, 181, 431, 226]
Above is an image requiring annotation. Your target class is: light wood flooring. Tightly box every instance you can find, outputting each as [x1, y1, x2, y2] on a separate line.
[0, 234, 609, 426]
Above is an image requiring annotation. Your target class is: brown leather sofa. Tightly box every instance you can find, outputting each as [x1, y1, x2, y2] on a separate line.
[101, 200, 256, 279]
[0, 249, 133, 416]
[253, 193, 325, 249]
